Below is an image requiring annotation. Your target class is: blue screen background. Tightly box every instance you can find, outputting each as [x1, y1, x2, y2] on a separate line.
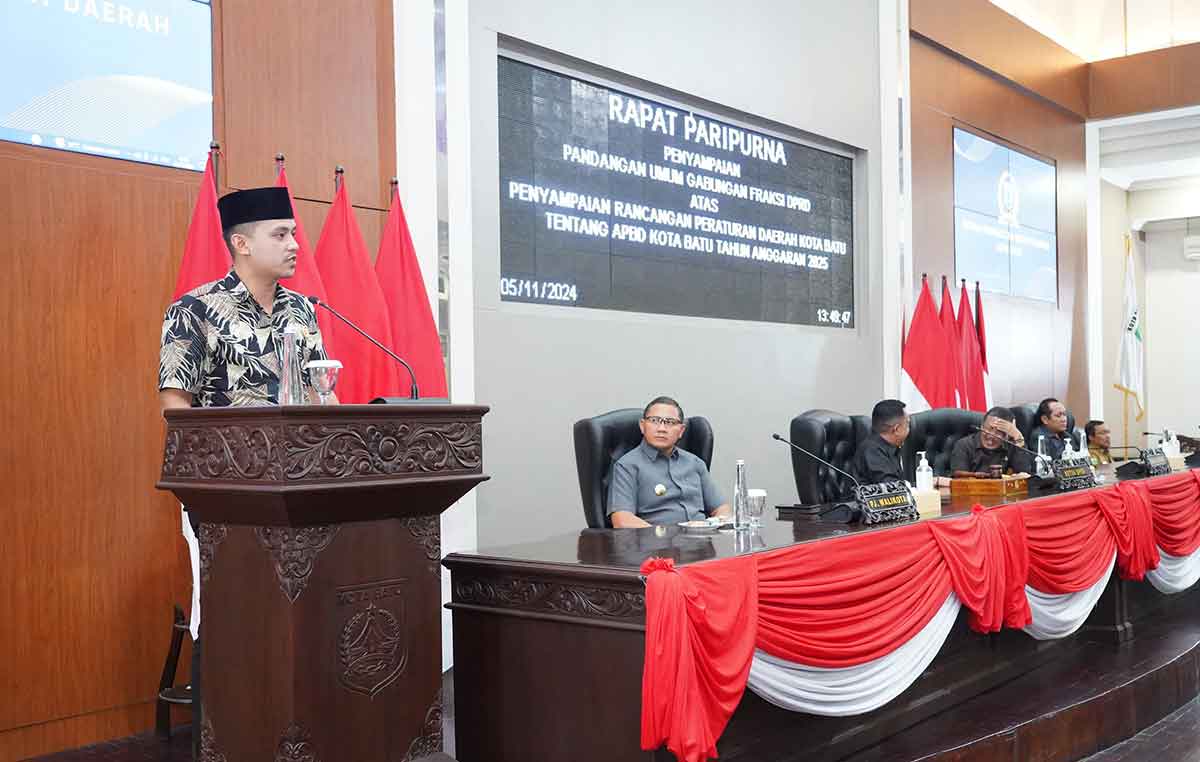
[953, 127, 1058, 303]
[0, 0, 212, 171]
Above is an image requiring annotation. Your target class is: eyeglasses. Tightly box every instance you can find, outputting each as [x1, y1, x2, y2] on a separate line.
[644, 416, 683, 427]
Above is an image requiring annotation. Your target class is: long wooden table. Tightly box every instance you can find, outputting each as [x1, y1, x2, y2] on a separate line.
[443, 469, 1187, 762]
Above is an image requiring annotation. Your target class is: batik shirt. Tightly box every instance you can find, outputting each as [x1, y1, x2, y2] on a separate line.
[158, 271, 327, 407]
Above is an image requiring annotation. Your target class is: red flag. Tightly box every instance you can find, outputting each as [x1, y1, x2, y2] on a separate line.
[313, 178, 401, 403]
[375, 185, 448, 397]
[975, 282, 994, 408]
[939, 277, 966, 408]
[276, 167, 336, 358]
[172, 150, 228, 298]
[901, 277, 957, 412]
[957, 281, 987, 412]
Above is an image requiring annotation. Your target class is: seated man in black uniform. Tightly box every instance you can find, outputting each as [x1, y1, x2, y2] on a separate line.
[949, 406, 1034, 478]
[1030, 397, 1072, 461]
[853, 399, 909, 484]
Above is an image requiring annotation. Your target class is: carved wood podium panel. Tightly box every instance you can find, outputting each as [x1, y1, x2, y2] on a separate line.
[158, 404, 488, 762]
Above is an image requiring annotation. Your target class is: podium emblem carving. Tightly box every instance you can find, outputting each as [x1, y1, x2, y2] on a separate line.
[255, 526, 339, 602]
[339, 601, 407, 697]
[275, 722, 320, 762]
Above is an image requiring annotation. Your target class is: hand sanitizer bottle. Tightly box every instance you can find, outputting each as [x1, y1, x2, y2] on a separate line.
[915, 451, 934, 491]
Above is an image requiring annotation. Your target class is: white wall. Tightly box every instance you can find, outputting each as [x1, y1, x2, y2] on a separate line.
[1129, 180, 1200, 229]
[1098, 180, 1148, 449]
[462, 0, 894, 549]
[1143, 221, 1200, 438]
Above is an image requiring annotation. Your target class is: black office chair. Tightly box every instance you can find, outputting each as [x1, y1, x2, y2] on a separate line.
[572, 408, 714, 528]
[903, 408, 985, 479]
[788, 410, 871, 505]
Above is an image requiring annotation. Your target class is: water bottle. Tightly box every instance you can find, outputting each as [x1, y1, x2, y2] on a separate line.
[279, 325, 305, 405]
[733, 459, 749, 530]
[915, 451, 934, 491]
[1036, 435, 1051, 478]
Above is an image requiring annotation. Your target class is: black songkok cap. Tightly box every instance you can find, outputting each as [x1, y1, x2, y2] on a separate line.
[217, 187, 295, 230]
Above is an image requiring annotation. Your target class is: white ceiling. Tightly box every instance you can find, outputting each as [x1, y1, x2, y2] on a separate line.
[991, 0, 1200, 61]
[1097, 110, 1200, 190]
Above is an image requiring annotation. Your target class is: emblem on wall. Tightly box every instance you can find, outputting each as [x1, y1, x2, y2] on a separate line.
[338, 599, 408, 697]
[996, 169, 1020, 225]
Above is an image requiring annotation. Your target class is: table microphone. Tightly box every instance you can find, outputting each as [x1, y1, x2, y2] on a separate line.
[1107, 444, 1144, 457]
[307, 296, 419, 400]
[771, 433, 862, 488]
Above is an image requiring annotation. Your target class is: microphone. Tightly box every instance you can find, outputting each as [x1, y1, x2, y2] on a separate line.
[771, 433, 861, 488]
[1107, 444, 1144, 457]
[307, 296, 419, 400]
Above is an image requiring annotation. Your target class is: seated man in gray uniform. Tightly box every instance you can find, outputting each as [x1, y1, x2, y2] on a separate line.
[607, 396, 732, 528]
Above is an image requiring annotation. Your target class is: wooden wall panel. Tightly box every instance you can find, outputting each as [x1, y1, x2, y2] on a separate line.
[0, 0, 398, 756]
[0, 144, 194, 758]
[909, 38, 1089, 416]
[910, 0, 1089, 117]
[218, 0, 396, 208]
[0, 702, 156, 762]
[1089, 42, 1200, 119]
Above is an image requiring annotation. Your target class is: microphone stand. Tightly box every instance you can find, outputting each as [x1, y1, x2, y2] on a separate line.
[308, 296, 420, 400]
[771, 433, 862, 488]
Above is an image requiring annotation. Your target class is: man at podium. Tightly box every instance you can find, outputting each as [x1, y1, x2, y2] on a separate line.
[158, 187, 328, 410]
[156, 187, 330, 759]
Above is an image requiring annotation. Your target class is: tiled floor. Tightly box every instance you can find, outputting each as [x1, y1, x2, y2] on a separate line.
[28, 669, 1198, 762]
[27, 671, 456, 762]
[24, 732, 193, 762]
[1082, 695, 1200, 761]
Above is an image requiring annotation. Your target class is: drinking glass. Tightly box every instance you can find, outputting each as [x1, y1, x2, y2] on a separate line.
[746, 489, 767, 528]
[305, 360, 343, 405]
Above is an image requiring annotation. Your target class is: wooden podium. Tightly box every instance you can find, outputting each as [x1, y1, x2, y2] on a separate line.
[157, 403, 488, 761]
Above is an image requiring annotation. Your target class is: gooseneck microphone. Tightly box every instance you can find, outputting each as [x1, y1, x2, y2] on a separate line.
[308, 295, 419, 400]
[771, 433, 862, 488]
[1107, 444, 1145, 457]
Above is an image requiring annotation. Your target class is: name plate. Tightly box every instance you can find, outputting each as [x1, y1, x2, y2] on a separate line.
[1052, 457, 1096, 491]
[854, 481, 919, 525]
[1142, 447, 1171, 477]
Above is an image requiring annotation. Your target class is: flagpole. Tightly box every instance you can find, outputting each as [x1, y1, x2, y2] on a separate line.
[334, 165, 344, 191]
[275, 152, 285, 178]
[209, 141, 221, 190]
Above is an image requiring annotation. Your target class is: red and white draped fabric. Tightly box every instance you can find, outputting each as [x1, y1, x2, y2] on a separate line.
[640, 471, 1200, 762]
[1146, 471, 1200, 593]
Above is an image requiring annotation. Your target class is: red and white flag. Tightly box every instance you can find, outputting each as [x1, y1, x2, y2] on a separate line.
[901, 277, 957, 412]
[313, 177, 401, 403]
[375, 184, 448, 398]
[975, 282, 994, 408]
[956, 281, 987, 412]
[939, 277, 966, 408]
[172, 149, 227, 298]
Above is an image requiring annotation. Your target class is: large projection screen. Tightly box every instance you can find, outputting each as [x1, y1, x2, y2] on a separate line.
[498, 57, 856, 328]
